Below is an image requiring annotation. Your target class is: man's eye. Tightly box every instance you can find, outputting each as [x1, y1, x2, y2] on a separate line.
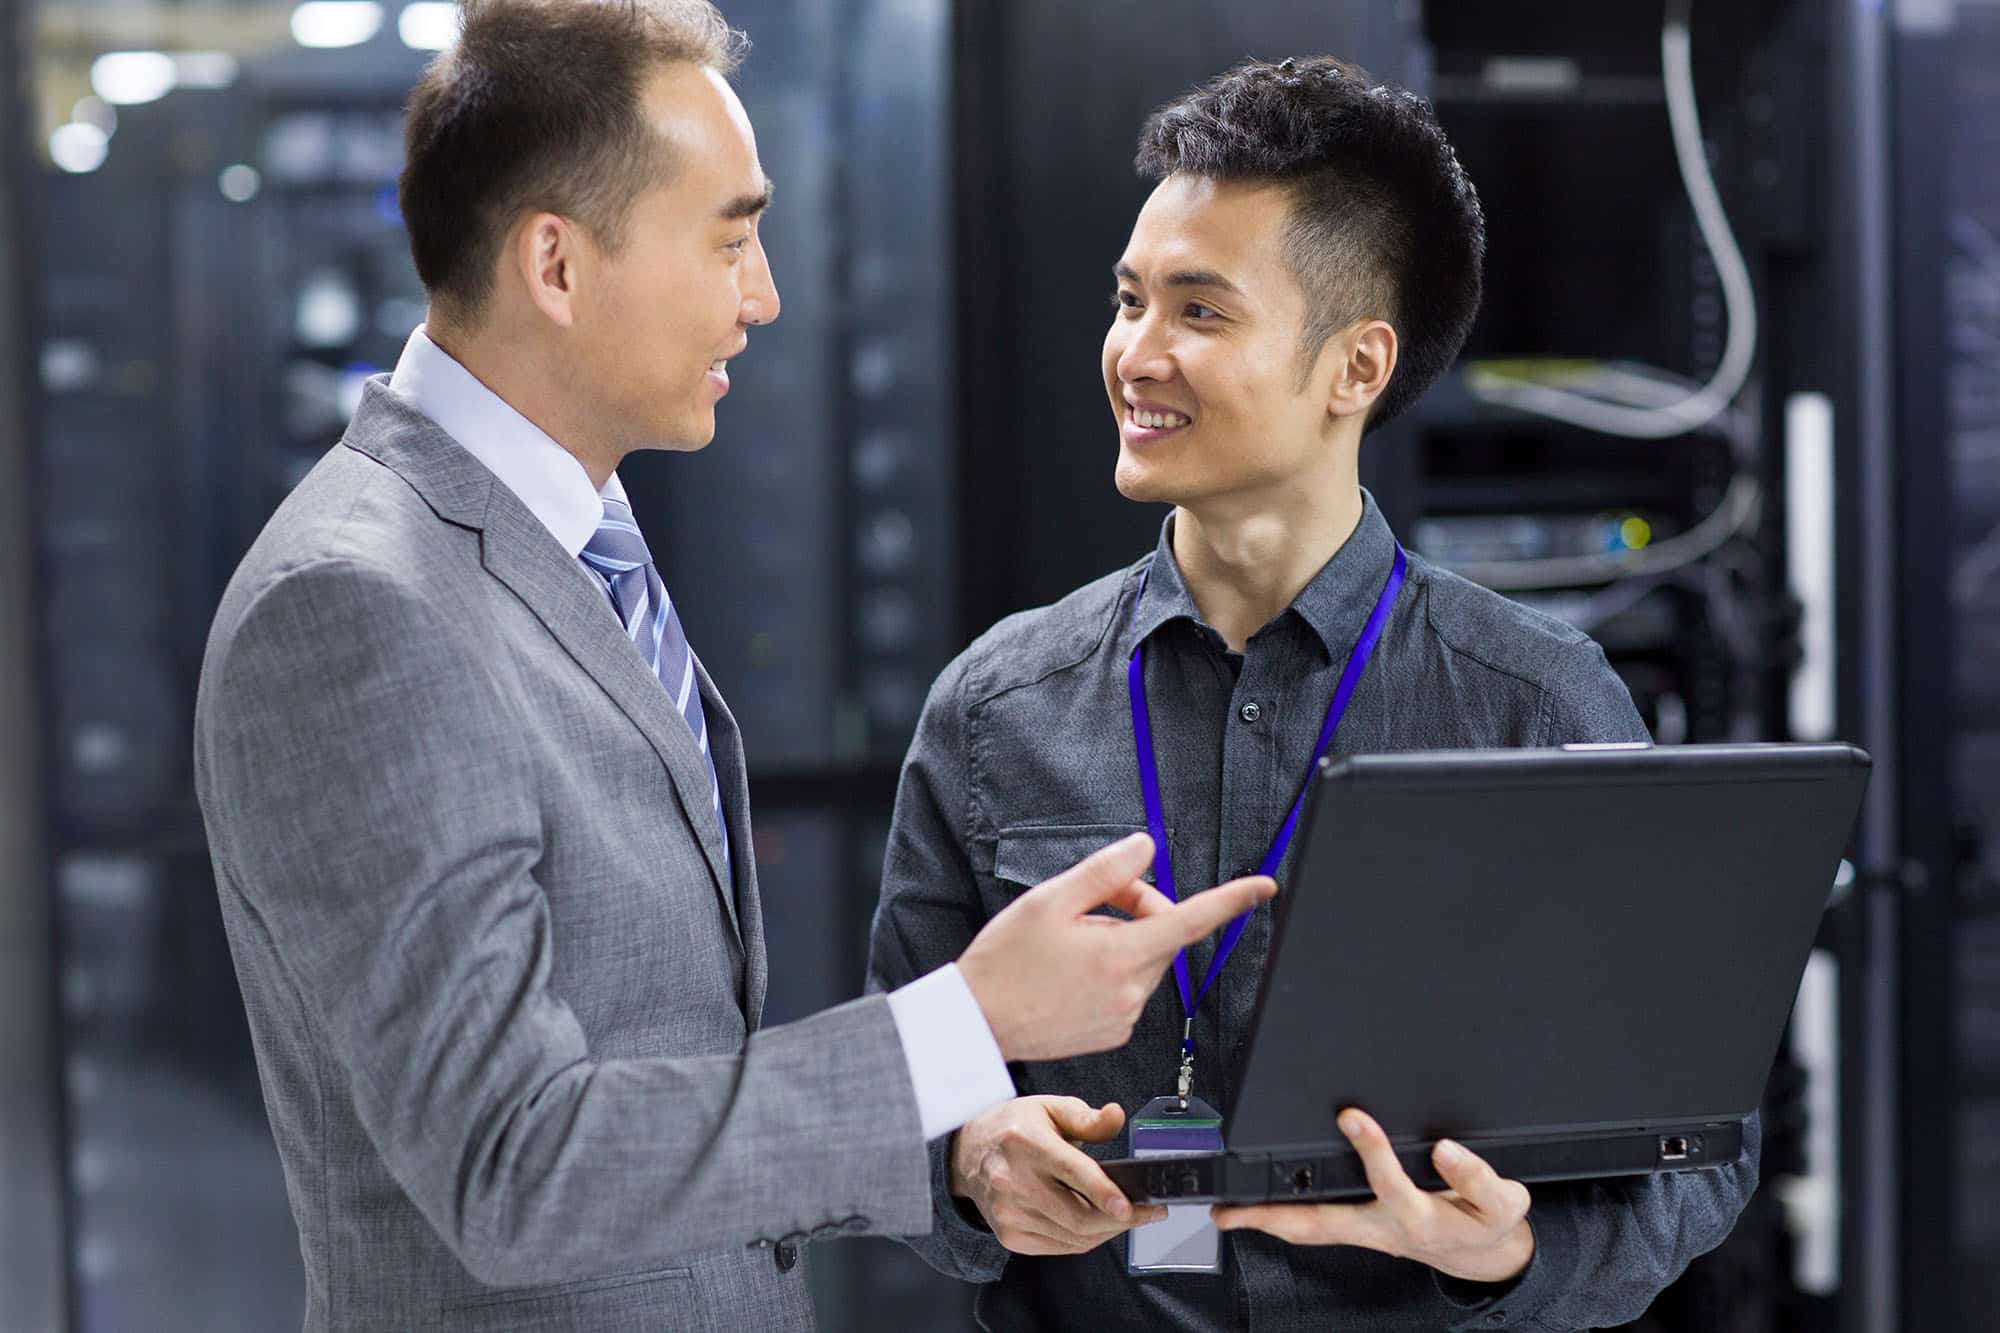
[1110, 290, 1141, 312]
[725, 235, 750, 254]
[1185, 302, 1218, 320]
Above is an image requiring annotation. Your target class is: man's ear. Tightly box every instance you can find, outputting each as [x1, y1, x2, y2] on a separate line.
[513, 211, 582, 330]
[1326, 319, 1398, 423]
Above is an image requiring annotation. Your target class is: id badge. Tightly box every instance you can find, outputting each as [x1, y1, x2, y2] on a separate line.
[1126, 1095, 1224, 1275]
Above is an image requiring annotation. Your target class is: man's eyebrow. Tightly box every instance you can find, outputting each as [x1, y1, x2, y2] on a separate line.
[1112, 261, 1242, 295]
[718, 178, 775, 221]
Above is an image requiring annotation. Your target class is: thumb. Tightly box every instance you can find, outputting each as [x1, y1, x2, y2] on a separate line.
[1043, 832, 1156, 914]
[1044, 1096, 1121, 1141]
[1061, 1101, 1127, 1144]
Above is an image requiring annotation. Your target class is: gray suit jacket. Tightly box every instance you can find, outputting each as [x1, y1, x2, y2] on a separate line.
[193, 382, 933, 1331]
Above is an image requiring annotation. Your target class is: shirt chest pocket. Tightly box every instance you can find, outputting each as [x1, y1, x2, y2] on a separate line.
[989, 823, 1175, 919]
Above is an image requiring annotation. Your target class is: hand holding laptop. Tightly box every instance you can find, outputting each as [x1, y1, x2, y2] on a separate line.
[1212, 1107, 1535, 1285]
[949, 1096, 1168, 1255]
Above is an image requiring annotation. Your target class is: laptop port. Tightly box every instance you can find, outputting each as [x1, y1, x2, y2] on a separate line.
[1660, 1135, 1692, 1162]
[1289, 1164, 1316, 1194]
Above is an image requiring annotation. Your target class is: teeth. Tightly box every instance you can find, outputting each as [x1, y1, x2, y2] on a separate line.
[1130, 407, 1190, 430]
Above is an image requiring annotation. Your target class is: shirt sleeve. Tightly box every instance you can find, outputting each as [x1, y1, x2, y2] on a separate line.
[866, 651, 1016, 1283]
[885, 963, 1014, 1141]
[1536, 637, 1654, 746]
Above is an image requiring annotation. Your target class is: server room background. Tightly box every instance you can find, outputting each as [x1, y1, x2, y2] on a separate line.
[1, 1, 1997, 1330]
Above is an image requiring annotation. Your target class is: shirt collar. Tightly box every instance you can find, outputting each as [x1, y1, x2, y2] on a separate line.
[1129, 488, 1401, 660]
[386, 324, 624, 557]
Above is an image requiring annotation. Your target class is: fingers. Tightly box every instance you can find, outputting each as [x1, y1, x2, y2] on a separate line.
[1095, 875, 1172, 920]
[977, 1156, 1130, 1254]
[1045, 833, 1156, 913]
[1042, 1097, 1126, 1146]
[1014, 1200, 1164, 1253]
[1134, 875, 1277, 957]
[1212, 1202, 1350, 1246]
[1339, 1109, 1427, 1215]
[1068, 1183, 1167, 1230]
[1432, 1139, 1532, 1224]
[1215, 1115, 1535, 1274]
[1051, 1140, 1135, 1221]
[992, 1219, 1090, 1256]
[1029, 1099, 1139, 1221]
[1012, 1172, 1157, 1248]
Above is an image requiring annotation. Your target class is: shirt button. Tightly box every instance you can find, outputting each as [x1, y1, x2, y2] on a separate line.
[1239, 702, 1262, 723]
[774, 1238, 802, 1272]
[1486, 1314, 1507, 1325]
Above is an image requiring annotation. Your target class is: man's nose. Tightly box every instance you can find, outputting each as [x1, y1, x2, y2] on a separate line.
[1116, 317, 1172, 383]
[742, 239, 780, 326]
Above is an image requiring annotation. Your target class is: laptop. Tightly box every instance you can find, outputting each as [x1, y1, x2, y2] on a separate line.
[1104, 741, 1870, 1205]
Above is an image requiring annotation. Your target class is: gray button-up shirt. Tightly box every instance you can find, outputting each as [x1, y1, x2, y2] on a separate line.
[867, 492, 1757, 1332]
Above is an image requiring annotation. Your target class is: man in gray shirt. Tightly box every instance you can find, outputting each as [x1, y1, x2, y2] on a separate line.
[866, 58, 1754, 1331]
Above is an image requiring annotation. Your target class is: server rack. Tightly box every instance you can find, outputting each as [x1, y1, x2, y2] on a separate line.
[1943, 9, 2000, 1324]
[1, 0, 66, 1325]
[1880, 3, 1972, 1331]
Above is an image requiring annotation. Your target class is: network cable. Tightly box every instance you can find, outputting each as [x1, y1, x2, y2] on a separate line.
[1463, 0, 1757, 439]
[1442, 0, 1763, 598]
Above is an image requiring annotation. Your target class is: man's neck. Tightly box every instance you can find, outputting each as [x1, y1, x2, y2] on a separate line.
[427, 320, 623, 491]
[1170, 483, 1366, 654]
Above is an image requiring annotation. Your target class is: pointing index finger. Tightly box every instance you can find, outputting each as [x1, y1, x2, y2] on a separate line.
[1135, 875, 1276, 957]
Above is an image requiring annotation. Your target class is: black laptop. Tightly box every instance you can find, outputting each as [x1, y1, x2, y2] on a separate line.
[1104, 741, 1870, 1205]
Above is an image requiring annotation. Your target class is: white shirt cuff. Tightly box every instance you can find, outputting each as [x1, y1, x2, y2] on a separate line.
[885, 963, 1016, 1141]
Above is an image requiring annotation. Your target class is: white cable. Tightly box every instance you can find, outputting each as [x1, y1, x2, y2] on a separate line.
[1464, 0, 1757, 438]
[1447, 473, 1760, 591]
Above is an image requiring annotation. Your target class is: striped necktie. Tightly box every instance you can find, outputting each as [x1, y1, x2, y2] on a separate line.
[578, 496, 730, 869]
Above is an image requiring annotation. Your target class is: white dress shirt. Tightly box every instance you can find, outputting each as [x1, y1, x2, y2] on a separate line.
[386, 326, 1012, 1141]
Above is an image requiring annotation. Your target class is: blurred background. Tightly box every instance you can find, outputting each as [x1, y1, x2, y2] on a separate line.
[0, 0, 1995, 1329]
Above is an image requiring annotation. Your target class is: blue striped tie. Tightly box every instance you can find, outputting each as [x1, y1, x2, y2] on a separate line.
[579, 496, 730, 870]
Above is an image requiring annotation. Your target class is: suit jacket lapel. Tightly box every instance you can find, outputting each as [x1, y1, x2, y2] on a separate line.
[480, 493, 742, 941]
[696, 654, 765, 1027]
[343, 381, 742, 944]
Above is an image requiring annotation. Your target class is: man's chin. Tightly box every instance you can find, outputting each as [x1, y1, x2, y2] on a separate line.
[647, 412, 717, 454]
[1113, 456, 1182, 506]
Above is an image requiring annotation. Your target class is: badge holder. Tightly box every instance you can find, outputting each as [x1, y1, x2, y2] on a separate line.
[1125, 1095, 1224, 1275]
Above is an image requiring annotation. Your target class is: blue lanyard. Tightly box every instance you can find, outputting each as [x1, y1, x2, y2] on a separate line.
[1127, 545, 1408, 1060]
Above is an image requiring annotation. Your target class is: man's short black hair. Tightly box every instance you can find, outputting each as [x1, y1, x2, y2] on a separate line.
[1135, 56, 1485, 431]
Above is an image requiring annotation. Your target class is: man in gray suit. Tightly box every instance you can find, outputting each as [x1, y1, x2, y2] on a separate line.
[191, 2, 1271, 1328]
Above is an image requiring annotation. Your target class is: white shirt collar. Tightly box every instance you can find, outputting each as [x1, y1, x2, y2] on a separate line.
[385, 324, 621, 557]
